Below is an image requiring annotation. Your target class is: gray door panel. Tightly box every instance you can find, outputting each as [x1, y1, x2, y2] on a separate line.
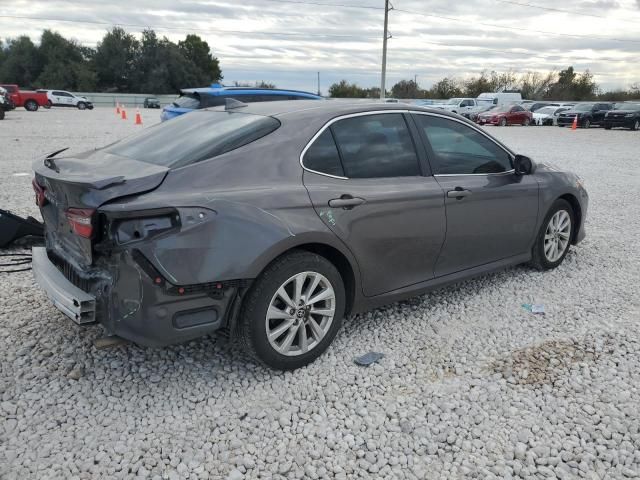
[304, 172, 446, 296]
[434, 174, 539, 277]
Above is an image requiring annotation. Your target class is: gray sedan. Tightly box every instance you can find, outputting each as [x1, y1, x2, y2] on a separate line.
[32, 101, 588, 370]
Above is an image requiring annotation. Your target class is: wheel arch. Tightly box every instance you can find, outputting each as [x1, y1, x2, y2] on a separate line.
[558, 193, 582, 244]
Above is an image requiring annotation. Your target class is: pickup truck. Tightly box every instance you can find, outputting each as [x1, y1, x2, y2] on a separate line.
[433, 97, 479, 114]
[0, 84, 49, 111]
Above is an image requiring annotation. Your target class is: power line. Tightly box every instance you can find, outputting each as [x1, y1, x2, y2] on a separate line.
[392, 6, 640, 45]
[490, 0, 640, 24]
[259, 0, 382, 10]
[0, 15, 378, 40]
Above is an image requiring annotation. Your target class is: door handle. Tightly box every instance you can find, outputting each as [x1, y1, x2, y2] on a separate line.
[328, 195, 365, 209]
[447, 188, 472, 199]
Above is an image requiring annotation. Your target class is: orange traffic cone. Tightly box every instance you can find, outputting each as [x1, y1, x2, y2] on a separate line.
[134, 108, 143, 125]
[121, 107, 127, 120]
[116, 102, 120, 115]
[571, 115, 578, 130]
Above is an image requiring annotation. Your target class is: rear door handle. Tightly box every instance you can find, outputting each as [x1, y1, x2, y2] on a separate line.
[328, 195, 365, 209]
[447, 188, 472, 199]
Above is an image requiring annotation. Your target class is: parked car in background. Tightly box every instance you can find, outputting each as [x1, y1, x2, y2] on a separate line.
[477, 104, 533, 126]
[557, 103, 613, 128]
[31, 101, 588, 370]
[604, 102, 640, 131]
[38, 90, 93, 110]
[477, 91, 522, 106]
[434, 97, 478, 114]
[0, 89, 6, 120]
[161, 84, 323, 121]
[461, 104, 496, 122]
[0, 84, 48, 111]
[144, 97, 161, 109]
[532, 106, 571, 126]
[0, 86, 15, 111]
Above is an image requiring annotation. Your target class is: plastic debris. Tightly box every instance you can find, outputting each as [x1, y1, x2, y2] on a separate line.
[354, 351, 385, 366]
[522, 304, 545, 315]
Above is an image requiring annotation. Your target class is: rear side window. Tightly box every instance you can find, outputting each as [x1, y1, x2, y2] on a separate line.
[200, 95, 226, 108]
[303, 129, 344, 177]
[106, 111, 280, 168]
[330, 114, 420, 178]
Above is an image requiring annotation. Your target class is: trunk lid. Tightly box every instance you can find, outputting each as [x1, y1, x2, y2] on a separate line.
[33, 149, 169, 267]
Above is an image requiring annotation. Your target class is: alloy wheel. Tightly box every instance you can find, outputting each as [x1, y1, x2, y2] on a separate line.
[544, 210, 572, 263]
[265, 271, 336, 357]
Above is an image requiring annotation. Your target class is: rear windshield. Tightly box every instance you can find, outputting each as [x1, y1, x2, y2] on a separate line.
[106, 111, 280, 168]
[172, 93, 201, 109]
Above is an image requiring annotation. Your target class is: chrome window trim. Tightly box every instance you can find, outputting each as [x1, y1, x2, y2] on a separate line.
[299, 109, 413, 180]
[411, 111, 516, 177]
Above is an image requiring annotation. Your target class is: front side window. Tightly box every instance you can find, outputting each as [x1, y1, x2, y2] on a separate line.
[303, 129, 344, 177]
[415, 115, 512, 175]
[330, 113, 420, 178]
[106, 111, 280, 169]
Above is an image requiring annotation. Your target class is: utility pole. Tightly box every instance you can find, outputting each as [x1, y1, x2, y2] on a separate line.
[380, 0, 391, 100]
[317, 72, 320, 96]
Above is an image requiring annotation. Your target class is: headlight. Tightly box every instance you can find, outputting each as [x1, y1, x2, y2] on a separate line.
[626, 114, 634, 118]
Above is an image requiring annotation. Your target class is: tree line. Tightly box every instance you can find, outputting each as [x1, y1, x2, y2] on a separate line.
[0, 28, 222, 94]
[330, 68, 639, 101]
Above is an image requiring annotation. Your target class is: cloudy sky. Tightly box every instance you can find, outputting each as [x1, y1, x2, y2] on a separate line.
[2, 0, 640, 93]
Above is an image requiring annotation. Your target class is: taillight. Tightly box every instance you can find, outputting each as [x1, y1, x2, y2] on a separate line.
[65, 208, 95, 238]
[32, 178, 47, 207]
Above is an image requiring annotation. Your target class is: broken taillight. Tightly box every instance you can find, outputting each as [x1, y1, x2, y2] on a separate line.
[32, 178, 47, 207]
[65, 208, 95, 238]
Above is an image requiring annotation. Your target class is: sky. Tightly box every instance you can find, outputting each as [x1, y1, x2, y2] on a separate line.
[1, 0, 640, 93]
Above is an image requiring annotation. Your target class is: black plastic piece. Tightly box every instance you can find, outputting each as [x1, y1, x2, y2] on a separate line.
[0, 209, 44, 248]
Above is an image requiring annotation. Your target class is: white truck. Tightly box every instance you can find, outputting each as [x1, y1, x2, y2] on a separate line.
[477, 91, 522, 106]
[434, 97, 479, 114]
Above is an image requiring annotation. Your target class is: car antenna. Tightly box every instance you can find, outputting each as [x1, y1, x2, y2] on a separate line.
[225, 98, 248, 110]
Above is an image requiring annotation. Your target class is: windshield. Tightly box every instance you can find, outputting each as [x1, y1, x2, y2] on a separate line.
[106, 111, 281, 168]
[447, 98, 462, 104]
[573, 104, 594, 112]
[172, 93, 201, 109]
[614, 103, 640, 110]
[537, 107, 557, 115]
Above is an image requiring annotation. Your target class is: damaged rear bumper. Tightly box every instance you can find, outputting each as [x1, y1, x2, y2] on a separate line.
[33, 246, 246, 347]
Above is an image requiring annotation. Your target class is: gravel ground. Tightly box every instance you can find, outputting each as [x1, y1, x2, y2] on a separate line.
[1, 108, 639, 480]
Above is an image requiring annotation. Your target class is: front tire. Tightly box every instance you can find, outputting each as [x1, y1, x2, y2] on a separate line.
[239, 251, 345, 370]
[582, 118, 591, 129]
[77, 102, 87, 110]
[632, 120, 639, 131]
[499, 117, 507, 127]
[24, 100, 38, 111]
[0, 108, 4, 120]
[522, 117, 531, 126]
[530, 199, 575, 271]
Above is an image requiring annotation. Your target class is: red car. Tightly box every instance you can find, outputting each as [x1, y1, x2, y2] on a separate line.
[476, 104, 532, 126]
[0, 84, 49, 111]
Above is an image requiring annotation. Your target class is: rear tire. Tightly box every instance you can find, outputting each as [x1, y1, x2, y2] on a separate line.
[522, 118, 531, 126]
[530, 199, 575, 271]
[239, 250, 345, 370]
[499, 117, 507, 126]
[582, 118, 591, 129]
[632, 120, 639, 131]
[0, 108, 4, 120]
[604, 125, 612, 130]
[24, 100, 38, 112]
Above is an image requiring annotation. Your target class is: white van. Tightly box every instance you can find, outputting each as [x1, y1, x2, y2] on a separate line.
[477, 92, 522, 106]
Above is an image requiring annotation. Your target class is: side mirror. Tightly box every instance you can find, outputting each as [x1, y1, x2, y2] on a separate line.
[514, 154, 534, 176]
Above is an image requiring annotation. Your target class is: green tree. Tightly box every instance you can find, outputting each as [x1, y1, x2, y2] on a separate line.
[428, 77, 462, 99]
[391, 79, 421, 99]
[328, 80, 368, 98]
[94, 27, 140, 91]
[0, 36, 41, 86]
[178, 34, 222, 84]
[36, 30, 96, 90]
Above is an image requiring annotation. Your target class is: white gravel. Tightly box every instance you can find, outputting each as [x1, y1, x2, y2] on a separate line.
[1, 108, 639, 479]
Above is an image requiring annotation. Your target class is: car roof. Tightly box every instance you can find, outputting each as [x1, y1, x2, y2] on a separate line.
[204, 99, 469, 123]
[181, 84, 322, 99]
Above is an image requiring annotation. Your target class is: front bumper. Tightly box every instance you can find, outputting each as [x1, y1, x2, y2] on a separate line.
[557, 116, 579, 126]
[33, 246, 242, 346]
[477, 117, 500, 125]
[604, 118, 635, 128]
